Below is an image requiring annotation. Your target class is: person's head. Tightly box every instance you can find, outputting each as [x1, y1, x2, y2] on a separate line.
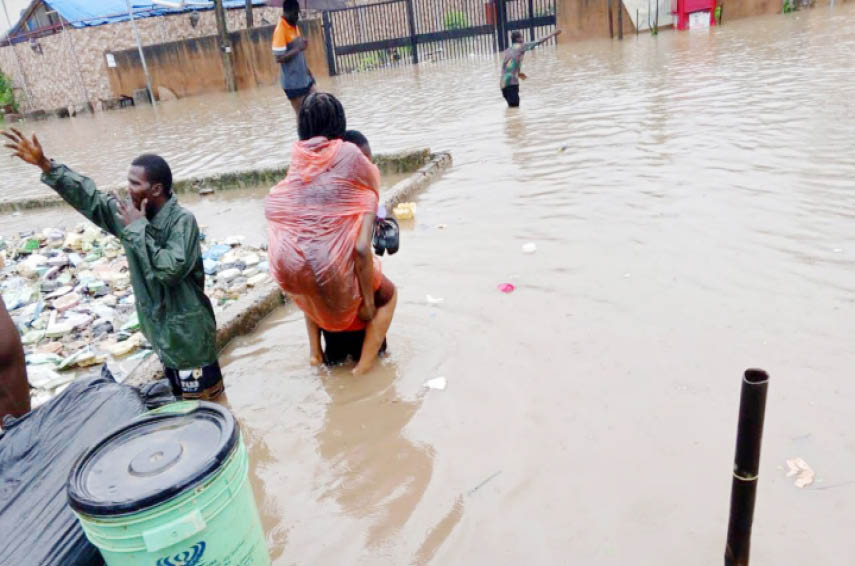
[128, 154, 173, 218]
[511, 31, 524, 44]
[298, 92, 347, 141]
[344, 130, 371, 159]
[283, 0, 300, 25]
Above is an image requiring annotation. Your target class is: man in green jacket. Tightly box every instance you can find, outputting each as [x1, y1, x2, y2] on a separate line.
[2, 128, 223, 400]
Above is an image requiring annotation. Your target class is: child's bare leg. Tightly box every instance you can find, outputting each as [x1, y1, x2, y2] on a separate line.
[305, 314, 323, 366]
[353, 288, 397, 375]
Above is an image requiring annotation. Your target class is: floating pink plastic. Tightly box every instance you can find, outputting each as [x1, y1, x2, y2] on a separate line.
[497, 283, 515, 293]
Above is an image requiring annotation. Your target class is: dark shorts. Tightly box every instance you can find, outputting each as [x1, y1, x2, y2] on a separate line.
[321, 275, 395, 365]
[502, 84, 520, 107]
[284, 79, 315, 101]
[164, 361, 224, 400]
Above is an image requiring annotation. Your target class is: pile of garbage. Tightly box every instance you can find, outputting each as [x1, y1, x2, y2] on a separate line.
[0, 222, 270, 408]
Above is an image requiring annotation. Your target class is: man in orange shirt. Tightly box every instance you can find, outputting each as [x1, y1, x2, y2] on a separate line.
[273, 0, 316, 113]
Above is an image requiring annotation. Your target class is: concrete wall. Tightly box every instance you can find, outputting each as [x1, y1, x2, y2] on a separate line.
[556, 0, 635, 41]
[721, 0, 782, 20]
[0, 6, 286, 113]
[104, 19, 328, 101]
[555, 0, 852, 39]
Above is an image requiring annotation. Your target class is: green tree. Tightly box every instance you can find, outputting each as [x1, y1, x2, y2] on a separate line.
[443, 10, 469, 31]
[0, 70, 18, 113]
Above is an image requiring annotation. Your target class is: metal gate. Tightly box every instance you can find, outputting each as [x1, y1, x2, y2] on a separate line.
[322, 0, 557, 75]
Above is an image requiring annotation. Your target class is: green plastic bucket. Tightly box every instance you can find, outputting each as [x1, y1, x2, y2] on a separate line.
[67, 401, 270, 566]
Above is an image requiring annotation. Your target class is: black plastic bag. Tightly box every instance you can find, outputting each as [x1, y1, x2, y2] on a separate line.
[139, 378, 179, 410]
[373, 217, 400, 256]
[0, 368, 149, 566]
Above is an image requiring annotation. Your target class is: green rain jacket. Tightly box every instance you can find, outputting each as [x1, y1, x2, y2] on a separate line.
[42, 163, 218, 370]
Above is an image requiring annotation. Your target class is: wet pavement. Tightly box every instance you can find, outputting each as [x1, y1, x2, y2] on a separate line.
[5, 4, 855, 564]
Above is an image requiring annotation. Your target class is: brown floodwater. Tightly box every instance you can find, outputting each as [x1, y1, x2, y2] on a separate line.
[0, 175, 408, 243]
[6, 5, 855, 564]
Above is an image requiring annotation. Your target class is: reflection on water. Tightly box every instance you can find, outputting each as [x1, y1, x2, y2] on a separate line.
[315, 362, 434, 548]
[7, 5, 855, 564]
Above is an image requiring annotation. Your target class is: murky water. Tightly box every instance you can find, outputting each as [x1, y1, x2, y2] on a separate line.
[0, 176, 407, 242]
[7, 5, 855, 564]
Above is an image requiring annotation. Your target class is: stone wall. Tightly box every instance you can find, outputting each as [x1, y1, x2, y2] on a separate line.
[0, 6, 282, 113]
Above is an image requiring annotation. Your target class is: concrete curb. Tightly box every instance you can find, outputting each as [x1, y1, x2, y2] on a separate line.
[124, 150, 452, 386]
[0, 149, 432, 214]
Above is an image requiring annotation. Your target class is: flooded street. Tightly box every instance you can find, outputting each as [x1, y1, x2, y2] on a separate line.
[5, 4, 855, 564]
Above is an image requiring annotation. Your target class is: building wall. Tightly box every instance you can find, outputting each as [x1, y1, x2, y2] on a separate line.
[0, 6, 284, 113]
[556, 0, 638, 41]
[104, 19, 328, 100]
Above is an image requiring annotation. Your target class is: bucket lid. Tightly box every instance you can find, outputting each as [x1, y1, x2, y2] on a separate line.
[67, 401, 238, 516]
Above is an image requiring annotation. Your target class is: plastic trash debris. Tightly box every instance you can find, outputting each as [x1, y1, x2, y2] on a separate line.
[497, 283, 516, 293]
[26, 352, 64, 366]
[47, 254, 69, 267]
[109, 333, 144, 357]
[217, 268, 241, 283]
[203, 258, 218, 275]
[21, 330, 46, 345]
[53, 292, 82, 312]
[204, 244, 231, 260]
[121, 311, 140, 332]
[37, 341, 64, 355]
[60, 349, 106, 371]
[786, 457, 815, 488]
[3, 223, 273, 409]
[19, 238, 41, 254]
[393, 202, 417, 220]
[229, 281, 248, 295]
[247, 273, 269, 287]
[28, 365, 75, 390]
[46, 285, 74, 300]
[522, 242, 537, 254]
[435, 224, 448, 230]
[426, 294, 445, 306]
[424, 377, 447, 391]
[45, 311, 73, 338]
[199, 187, 215, 195]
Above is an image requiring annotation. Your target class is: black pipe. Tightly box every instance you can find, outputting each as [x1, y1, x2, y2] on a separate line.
[725, 369, 769, 566]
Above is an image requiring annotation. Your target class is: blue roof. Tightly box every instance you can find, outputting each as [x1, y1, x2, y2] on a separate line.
[12, 1, 269, 31]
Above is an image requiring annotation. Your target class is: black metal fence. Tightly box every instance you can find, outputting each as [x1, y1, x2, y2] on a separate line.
[322, 0, 557, 75]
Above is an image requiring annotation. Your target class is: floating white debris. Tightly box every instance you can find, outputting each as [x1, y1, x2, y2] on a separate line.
[426, 294, 445, 306]
[786, 457, 815, 488]
[424, 377, 447, 391]
[522, 242, 537, 254]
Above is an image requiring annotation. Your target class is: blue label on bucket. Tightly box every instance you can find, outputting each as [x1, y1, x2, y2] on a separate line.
[156, 541, 206, 566]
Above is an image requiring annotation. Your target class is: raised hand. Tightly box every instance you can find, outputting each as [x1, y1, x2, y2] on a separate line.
[1, 128, 51, 173]
[112, 191, 148, 226]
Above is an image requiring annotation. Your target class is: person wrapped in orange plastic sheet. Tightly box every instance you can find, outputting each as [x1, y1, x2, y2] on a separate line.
[265, 93, 397, 375]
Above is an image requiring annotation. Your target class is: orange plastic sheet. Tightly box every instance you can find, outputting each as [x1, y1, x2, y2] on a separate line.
[265, 138, 380, 331]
